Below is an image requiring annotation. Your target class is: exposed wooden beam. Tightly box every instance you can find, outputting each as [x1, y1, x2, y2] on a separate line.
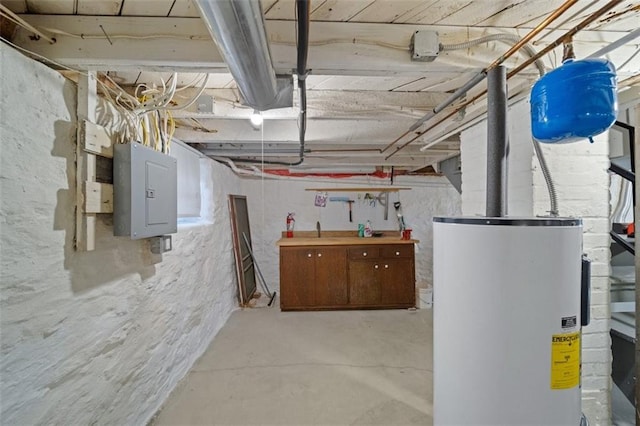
[168, 88, 454, 119]
[173, 116, 432, 144]
[12, 16, 636, 76]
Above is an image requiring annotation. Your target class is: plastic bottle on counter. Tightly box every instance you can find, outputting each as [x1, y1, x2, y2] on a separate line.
[364, 220, 373, 238]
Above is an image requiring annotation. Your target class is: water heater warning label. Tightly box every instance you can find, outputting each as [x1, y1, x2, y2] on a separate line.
[550, 332, 581, 390]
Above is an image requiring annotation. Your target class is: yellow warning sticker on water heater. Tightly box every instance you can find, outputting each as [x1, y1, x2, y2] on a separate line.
[550, 331, 580, 390]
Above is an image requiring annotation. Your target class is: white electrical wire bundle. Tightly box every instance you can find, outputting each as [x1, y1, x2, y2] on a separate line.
[1, 32, 209, 154]
[96, 72, 209, 153]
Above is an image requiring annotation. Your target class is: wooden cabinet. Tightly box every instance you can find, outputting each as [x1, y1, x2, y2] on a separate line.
[348, 245, 415, 308]
[348, 246, 380, 305]
[279, 247, 316, 308]
[380, 245, 416, 305]
[348, 260, 382, 305]
[280, 246, 347, 310]
[279, 242, 415, 311]
[314, 247, 348, 306]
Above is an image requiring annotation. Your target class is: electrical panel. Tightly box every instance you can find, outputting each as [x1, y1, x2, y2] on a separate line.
[113, 143, 177, 239]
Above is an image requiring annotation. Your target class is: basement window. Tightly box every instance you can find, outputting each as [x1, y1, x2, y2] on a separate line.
[170, 140, 202, 220]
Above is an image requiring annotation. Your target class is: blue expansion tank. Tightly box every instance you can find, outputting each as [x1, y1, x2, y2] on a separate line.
[530, 58, 617, 143]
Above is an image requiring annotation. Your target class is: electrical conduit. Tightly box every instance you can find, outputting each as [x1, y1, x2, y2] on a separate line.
[381, 0, 580, 155]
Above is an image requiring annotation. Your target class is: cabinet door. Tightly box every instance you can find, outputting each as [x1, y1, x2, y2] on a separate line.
[380, 258, 415, 305]
[348, 260, 381, 305]
[280, 247, 315, 308]
[315, 247, 348, 306]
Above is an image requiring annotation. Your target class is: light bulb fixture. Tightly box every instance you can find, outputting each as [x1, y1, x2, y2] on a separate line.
[250, 110, 263, 127]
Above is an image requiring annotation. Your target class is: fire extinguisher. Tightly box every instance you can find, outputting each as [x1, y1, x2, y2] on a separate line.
[286, 213, 295, 238]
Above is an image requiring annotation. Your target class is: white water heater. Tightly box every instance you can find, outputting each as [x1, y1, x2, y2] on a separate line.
[433, 217, 583, 425]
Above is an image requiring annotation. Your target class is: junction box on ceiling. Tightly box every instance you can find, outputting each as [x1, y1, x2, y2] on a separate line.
[411, 30, 439, 62]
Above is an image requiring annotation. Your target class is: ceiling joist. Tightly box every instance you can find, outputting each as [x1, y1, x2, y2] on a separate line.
[12, 16, 637, 77]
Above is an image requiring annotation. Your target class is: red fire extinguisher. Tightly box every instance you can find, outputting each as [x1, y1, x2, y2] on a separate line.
[286, 213, 295, 238]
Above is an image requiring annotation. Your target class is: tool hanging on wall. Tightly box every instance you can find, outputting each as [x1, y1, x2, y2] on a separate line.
[394, 201, 407, 231]
[329, 196, 355, 222]
[378, 192, 390, 220]
[363, 193, 377, 207]
[242, 232, 277, 307]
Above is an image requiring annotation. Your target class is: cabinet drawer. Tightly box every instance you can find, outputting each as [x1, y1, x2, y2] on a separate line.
[348, 247, 379, 259]
[380, 245, 414, 258]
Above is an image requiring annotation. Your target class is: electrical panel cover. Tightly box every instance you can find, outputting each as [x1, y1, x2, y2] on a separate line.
[113, 143, 178, 239]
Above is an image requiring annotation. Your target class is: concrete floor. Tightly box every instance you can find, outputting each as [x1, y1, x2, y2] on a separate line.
[152, 307, 433, 425]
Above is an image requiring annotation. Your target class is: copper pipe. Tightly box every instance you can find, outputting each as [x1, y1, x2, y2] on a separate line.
[485, 0, 579, 70]
[380, 0, 579, 156]
[311, 148, 382, 153]
[509, 0, 624, 77]
[380, 128, 414, 154]
[385, 92, 486, 160]
[387, 0, 624, 160]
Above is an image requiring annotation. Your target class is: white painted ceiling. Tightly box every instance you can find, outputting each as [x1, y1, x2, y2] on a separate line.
[3, 0, 640, 172]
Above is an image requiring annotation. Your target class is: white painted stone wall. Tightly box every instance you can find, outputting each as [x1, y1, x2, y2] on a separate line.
[0, 44, 240, 425]
[240, 175, 461, 292]
[460, 98, 612, 424]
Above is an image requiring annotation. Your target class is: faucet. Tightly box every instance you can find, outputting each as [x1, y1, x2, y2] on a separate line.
[316, 221, 321, 238]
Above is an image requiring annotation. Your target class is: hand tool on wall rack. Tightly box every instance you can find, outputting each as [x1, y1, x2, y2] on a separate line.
[329, 197, 355, 222]
[378, 192, 390, 220]
[394, 201, 406, 231]
[242, 232, 277, 307]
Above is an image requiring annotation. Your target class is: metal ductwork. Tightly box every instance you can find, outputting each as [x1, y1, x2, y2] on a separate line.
[194, 0, 293, 111]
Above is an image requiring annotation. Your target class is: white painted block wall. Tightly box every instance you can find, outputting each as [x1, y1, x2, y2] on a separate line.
[460, 100, 534, 216]
[460, 99, 611, 424]
[0, 44, 240, 424]
[240, 175, 461, 292]
[533, 134, 611, 424]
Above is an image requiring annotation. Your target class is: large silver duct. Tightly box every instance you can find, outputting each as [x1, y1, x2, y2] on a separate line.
[194, 0, 293, 111]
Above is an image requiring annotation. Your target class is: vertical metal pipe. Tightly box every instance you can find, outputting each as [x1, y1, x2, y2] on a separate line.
[633, 104, 640, 426]
[486, 65, 508, 217]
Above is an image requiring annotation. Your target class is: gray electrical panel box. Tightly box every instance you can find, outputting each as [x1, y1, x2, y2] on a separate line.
[113, 143, 178, 239]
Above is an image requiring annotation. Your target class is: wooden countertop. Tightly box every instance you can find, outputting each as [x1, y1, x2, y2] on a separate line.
[277, 236, 419, 246]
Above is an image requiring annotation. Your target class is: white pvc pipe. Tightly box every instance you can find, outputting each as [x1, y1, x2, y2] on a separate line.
[587, 27, 640, 59]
